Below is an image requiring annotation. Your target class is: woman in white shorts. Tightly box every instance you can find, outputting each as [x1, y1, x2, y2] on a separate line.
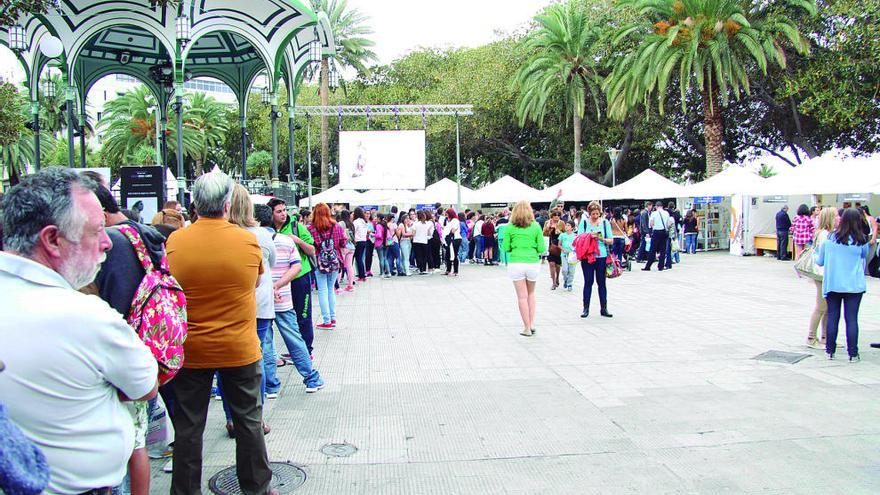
[501, 201, 545, 337]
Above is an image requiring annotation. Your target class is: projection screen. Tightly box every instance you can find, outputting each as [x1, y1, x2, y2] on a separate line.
[338, 130, 426, 190]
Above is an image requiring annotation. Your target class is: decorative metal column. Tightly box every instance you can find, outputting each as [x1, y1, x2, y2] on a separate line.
[288, 106, 295, 192]
[79, 113, 87, 166]
[31, 101, 41, 171]
[175, 87, 185, 205]
[271, 93, 279, 189]
[66, 85, 75, 168]
[306, 113, 313, 209]
[240, 115, 248, 181]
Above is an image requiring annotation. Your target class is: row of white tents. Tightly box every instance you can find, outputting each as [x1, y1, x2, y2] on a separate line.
[298, 151, 880, 207]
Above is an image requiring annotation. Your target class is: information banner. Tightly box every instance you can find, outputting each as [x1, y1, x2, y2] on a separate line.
[120, 166, 165, 223]
[339, 130, 426, 190]
[693, 196, 723, 205]
[415, 203, 435, 210]
[358, 205, 379, 212]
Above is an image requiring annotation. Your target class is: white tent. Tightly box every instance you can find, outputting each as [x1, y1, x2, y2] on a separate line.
[298, 184, 363, 207]
[750, 151, 880, 196]
[605, 169, 687, 200]
[684, 165, 766, 197]
[540, 173, 610, 201]
[250, 194, 274, 205]
[422, 178, 474, 205]
[466, 175, 542, 203]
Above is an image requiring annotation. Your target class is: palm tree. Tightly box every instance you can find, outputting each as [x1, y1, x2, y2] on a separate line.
[514, 0, 605, 174]
[310, 0, 377, 190]
[605, 0, 816, 176]
[186, 92, 229, 176]
[98, 86, 198, 168]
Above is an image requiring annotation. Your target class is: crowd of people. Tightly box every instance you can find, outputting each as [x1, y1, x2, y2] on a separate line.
[0, 166, 877, 494]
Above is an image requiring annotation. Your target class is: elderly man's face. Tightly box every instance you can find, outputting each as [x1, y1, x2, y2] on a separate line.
[59, 189, 112, 289]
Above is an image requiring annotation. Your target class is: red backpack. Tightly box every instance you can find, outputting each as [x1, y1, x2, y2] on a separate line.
[115, 225, 187, 385]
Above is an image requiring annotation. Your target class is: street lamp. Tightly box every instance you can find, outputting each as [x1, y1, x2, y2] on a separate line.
[607, 147, 621, 186]
[309, 28, 322, 63]
[260, 86, 270, 106]
[328, 61, 339, 90]
[8, 24, 27, 52]
[41, 78, 55, 98]
[176, 14, 191, 47]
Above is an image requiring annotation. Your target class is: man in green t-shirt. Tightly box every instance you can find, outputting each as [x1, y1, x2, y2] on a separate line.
[268, 199, 317, 355]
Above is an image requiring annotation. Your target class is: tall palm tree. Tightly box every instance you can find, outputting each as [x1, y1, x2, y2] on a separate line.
[310, 0, 377, 190]
[514, 0, 605, 174]
[98, 86, 198, 168]
[605, 0, 816, 176]
[186, 92, 229, 176]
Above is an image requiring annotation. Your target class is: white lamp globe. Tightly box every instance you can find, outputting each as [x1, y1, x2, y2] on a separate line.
[39, 36, 64, 58]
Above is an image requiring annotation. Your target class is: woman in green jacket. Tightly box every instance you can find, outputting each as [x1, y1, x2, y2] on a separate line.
[502, 201, 545, 337]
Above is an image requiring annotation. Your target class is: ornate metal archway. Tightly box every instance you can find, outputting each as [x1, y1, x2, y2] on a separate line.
[1, 0, 336, 202]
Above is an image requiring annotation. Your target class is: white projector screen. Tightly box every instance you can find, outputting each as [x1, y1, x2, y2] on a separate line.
[338, 130, 426, 190]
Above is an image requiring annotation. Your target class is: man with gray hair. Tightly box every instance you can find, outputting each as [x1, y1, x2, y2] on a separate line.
[165, 171, 274, 495]
[0, 167, 159, 494]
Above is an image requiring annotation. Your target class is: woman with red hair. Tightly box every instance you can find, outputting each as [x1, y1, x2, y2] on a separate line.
[307, 203, 347, 329]
[442, 208, 462, 276]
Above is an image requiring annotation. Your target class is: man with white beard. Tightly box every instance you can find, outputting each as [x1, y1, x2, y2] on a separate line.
[0, 167, 158, 495]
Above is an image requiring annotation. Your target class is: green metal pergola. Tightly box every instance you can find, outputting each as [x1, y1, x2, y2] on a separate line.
[1, 0, 337, 203]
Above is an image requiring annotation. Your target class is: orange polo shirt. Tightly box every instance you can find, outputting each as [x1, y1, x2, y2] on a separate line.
[167, 217, 263, 369]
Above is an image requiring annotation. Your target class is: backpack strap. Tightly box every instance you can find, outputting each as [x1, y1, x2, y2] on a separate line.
[114, 224, 155, 273]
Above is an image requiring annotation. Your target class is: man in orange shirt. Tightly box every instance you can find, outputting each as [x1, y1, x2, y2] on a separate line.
[166, 171, 273, 495]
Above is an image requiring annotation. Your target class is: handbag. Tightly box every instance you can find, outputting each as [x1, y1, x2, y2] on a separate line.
[549, 243, 562, 257]
[567, 251, 577, 264]
[794, 245, 822, 280]
[605, 255, 623, 279]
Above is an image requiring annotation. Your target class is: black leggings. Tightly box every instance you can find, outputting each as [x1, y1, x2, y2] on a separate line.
[429, 237, 442, 269]
[365, 242, 375, 273]
[581, 257, 607, 309]
[446, 239, 462, 274]
[825, 292, 863, 357]
[414, 243, 429, 273]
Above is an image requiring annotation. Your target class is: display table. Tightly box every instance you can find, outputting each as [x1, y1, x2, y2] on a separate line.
[754, 234, 793, 258]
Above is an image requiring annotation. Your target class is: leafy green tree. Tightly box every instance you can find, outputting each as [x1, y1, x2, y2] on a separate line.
[309, 0, 378, 191]
[98, 86, 198, 170]
[186, 92, 229, 176]
[514, 0, 605, 174]
[605, 0, 816, 176]
[246, 150, 272, 178]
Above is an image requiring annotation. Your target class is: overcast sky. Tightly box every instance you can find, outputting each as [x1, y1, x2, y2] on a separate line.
[0, 1, 548, 83]
[348, 0, 547, 64]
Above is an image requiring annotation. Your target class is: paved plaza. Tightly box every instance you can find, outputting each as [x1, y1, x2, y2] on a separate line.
[151, 253, 880, 494]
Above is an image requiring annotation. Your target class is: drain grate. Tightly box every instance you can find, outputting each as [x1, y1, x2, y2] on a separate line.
[753, 350, 812, 364]
[208, 462, 306, 495]
[320, 443, 358, 457]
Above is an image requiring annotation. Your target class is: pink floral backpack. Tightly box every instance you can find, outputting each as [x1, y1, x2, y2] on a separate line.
[115, 224, 187, 385]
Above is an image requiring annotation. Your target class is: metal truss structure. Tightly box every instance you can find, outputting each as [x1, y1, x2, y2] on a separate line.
[294, 104, 474, 117]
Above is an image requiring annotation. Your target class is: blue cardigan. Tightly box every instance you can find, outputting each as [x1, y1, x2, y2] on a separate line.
[816, 235, 869, 296]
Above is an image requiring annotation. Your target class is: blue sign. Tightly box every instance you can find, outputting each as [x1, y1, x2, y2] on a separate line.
[693, 196, 723, 205]
[358, 205, 379, 211]
[415, 203, 435, 210]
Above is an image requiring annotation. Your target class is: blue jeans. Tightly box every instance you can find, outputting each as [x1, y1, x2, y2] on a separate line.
[684, 233, 697, 253]
[385, 243, 401, 274]
[475, 235, 484, 259]
[612, 238, 625, 262]
[314, 270, 338, 324]
[274, 310, 321, 385]
[289, 274, 313, 355]
[458, 238, 469, 262]
[825, 292, 863, 358]
[376, 246, 389, 274]
[258, 318, 281, 394]
[581, 257, 607, 309]
[561, 261, 576, 288]
[399, 240, 412, 274]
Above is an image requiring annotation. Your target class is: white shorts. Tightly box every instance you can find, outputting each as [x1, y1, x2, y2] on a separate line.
[508, 263, 540, 282]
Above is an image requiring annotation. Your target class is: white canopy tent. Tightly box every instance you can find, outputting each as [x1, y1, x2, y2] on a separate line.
[298, 184, 363, 207]
[540, 173, 610, 202]
[750, 151, 880, 196]
[466, 175, 542, 203]
[422, 178, 475, 205]
[684, 165, 767, 197]
[605, 169, 687, 200]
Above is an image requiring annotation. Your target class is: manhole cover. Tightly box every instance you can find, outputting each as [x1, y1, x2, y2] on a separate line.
[208, 462, 306, 495]
[320, 443, 358, 457]
[753, 350, 811, 364]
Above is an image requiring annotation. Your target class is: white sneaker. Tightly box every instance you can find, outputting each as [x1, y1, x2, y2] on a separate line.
[265, 392, 278, 399]
[163, 459, 173, 473]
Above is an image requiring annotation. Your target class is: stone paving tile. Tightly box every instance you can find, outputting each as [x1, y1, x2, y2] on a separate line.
[150, 253, 880, 493]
